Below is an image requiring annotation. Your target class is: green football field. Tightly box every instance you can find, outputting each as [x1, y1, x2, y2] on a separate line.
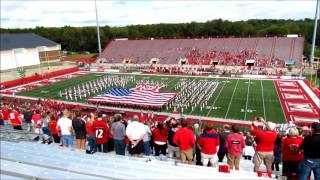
[17, 73, 286, 123]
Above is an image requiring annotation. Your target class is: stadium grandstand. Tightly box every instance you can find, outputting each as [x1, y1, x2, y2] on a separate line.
[97, 37, 304, 69]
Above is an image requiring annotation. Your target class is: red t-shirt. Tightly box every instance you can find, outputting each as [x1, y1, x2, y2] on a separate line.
[85, 121, 95, 136]
[225, 133, 245, 157]
[32, 114, 42, 128]
[3, 108, 10, 121]
[10, 110, 21, 126]
[48, 120, 58, 135]
[252, 125, 277, 152]
[173, 127, 195, 150]
[152, 128, 168, 143]
[93, 120, 109, 144]
[198, 130, 220, 155]
[282, 136, 304, 161]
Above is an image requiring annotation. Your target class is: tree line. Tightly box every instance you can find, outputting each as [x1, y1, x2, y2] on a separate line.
[1, 18, 319, 57]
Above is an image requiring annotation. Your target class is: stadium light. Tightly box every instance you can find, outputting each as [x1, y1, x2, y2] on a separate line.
[95, 0, 102, 55]
[310, 0, 319, 83]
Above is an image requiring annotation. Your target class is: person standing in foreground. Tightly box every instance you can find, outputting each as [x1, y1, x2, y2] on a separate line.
[173, 119, 195, 164]
[225, 125, 245, 170]
[167, 118, 180, 159]
[93, 111, 109, 153]
[85, 113, 96, 154]
[72, 111, 87, 150]
[23, 106, 33, 131]
[218, 124, 232, 162]
[152, 122, 168, 157]
[197, 123, 220, 167]
[143, 121, 152, 157]
[48, 114, 60, 143]
[57, 109, 73, 149]
[298, 122, 320, 180]
[282, 127, 303, 179]
[251, 117, 277, 176]
[111, 113, 126, 155]
[126, 115, 146, 157]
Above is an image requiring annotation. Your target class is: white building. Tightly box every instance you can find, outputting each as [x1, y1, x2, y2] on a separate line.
[0, 33, 61, 71]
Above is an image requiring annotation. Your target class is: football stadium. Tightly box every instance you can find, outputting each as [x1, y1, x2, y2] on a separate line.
[0, 1, 320, 180]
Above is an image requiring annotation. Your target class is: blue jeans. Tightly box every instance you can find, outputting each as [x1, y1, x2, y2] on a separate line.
[42, 127, 51, 137]
[298, 159, 320, 180]
[61, 135, 73, 147]
[96, 143, 108, 153]
[114, 139, 126, 155]
[143, 141, 151, 156]
[86, 135, 96, 153]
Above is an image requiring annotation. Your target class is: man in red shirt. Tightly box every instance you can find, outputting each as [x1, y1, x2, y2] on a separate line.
[10, 108, 22, 130]
[225, 125, 245, 170]
[93, 111, 109, 153]
[198, 123, 220, 167]
[173, 119, 195, 164]
[251, 117, 277, 175]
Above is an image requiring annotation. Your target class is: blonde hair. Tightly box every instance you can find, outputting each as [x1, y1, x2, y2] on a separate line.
[288, 127, 299, 137]
[63, 109, 69, 117]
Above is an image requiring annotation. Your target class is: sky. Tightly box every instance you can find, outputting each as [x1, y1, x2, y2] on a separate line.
[0, 0, 317, 28]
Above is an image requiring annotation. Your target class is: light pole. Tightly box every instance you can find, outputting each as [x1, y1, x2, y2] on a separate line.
[310, 0, 319, 84]
[94, 0, 102, 56]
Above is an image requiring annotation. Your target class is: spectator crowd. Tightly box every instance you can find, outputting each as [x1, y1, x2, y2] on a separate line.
[0, 99, 319, 180]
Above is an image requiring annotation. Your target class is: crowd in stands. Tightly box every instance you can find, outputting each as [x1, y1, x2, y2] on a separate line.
[0, 99, 319, 180]
[185, 48, 286, 68]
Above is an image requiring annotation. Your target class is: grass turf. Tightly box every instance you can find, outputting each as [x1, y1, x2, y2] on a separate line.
[18, 73, 286, 123]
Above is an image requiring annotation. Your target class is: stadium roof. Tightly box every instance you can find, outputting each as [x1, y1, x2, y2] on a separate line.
[0, 33, 59, 51]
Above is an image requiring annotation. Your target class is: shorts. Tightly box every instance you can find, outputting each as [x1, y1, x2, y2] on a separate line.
[75, 134, 86, 139]
[180, 149, 193, 161]
[253, 152, 274, 168]
[168, 144, 180, 158]
[129, 140, 143, 155]
[201, 152, 217, 166]
[227, 154, 241, 167]
[61, 135, 73, 147]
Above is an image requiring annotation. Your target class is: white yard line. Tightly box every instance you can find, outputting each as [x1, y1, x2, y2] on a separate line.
[224, 79, 240, 119]
[206, 80, 228, 117]
[260, 80, 267, 120]
[244, 79, 251, 121]
[298, 80, 320, 108]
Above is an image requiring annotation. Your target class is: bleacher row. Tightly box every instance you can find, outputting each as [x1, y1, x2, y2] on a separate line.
[0, 125, 40, 142]
[0, 140, 273, 180]
[99, 37, 304, 67]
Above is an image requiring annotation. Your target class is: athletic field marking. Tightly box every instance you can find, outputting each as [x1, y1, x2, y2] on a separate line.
[206, 80, 228, 117]
[224, 79, 240, 119]
[166, 76, 185, 91]
[244, 79, 251, 121]
[273, 81, 288, 122]
[261, 80, 266, 120]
